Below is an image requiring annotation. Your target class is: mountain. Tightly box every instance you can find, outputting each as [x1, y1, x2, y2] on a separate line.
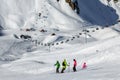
[0, 0, 120, 80]
[0, 0, 83, 30]
[0, 0, 120, 30]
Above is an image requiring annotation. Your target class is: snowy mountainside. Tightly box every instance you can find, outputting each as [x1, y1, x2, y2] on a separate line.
[0, 0, 120, 29]
[0, 0, 83, 30]
[1, 0, 120, 80]
[1, 28, 120, 80]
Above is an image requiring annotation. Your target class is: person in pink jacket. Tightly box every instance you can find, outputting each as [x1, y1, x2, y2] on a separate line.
[73, 59, 77, 72]
[82, 62, 87, 69]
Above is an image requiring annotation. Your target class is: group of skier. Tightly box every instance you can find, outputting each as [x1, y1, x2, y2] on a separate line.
[54, 59, 87, 73]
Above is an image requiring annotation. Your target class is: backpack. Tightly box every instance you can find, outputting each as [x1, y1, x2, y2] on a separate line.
[62, 62, 65, 66]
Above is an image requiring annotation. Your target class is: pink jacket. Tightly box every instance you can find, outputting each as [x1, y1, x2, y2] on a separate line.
[82, 62, 87, 69]
[74, 60, 77, 66]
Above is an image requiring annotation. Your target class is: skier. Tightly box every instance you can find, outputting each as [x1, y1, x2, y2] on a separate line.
[82, 62, 87, 69]
[61, 59, 69, 73]
[54, 60, 60, 73]
[73, 59, 77, 72]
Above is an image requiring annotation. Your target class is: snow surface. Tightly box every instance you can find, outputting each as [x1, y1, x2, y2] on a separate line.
[0, 0, 120, 80]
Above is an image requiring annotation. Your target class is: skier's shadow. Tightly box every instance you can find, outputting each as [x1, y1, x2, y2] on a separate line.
[77, 0, 119, 26]
[33, 60, 46, 64]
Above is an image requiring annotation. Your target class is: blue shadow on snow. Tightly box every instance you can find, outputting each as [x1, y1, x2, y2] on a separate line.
[77, 0, 119, 26]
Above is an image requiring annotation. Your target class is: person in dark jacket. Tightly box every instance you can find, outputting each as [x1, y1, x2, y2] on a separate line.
[54, 60, 60, 73]
[73, 59, 77, 72]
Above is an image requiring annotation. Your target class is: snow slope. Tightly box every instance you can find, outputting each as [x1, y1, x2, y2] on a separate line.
[0, 0, 120, 80]
[0, 26, 120, 80]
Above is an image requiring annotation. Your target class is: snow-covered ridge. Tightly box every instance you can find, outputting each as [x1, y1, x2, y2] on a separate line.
[0, 0, 83, 30]
[0, 0, 120, 30]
